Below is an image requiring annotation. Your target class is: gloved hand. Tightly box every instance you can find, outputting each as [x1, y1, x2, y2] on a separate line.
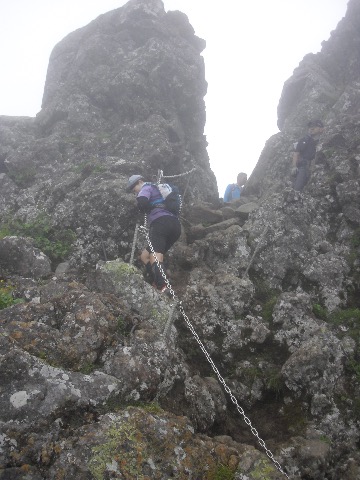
[291, 167, 299, 176]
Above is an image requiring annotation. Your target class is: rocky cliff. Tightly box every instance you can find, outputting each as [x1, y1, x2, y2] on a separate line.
[0, 0, 217, 269]
[1, 0, 360, 479]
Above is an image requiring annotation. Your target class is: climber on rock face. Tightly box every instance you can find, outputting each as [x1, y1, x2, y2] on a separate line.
[126, 174, 181, 295]
[292, 119, 324, 191]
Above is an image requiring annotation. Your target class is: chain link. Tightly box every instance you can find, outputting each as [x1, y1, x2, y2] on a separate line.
[157, 167, 197, 183]
[148, 176, 183, 217]
[138, 224, 289, 479]
[162, 167, 197, 179]
[176, 302, 289, 478]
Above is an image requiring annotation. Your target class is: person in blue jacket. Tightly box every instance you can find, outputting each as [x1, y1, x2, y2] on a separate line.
[126, 174, 181, 295]
[224, 172, 247, 202]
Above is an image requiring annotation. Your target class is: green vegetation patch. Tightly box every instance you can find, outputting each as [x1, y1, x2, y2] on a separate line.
[283, 400, 308, 435]
[89, 419, 146, 480]
[262, 296, 278, 322]
[350, 228, 360, 249]
[313, 306, 360, 379]
[347, 228, 360, 279]
[347, 358, 360, 378]
[79, 362, 96, 375]
[266, 368, 285, 398]
[72, 159, 106, 176]
[312, 303, 328, 320]
[249, 458, 278, 479]
[251, 278, 280, 323]
[207, 463, 235, 480]
[102, 260, 138, 281]
[89, 408, 239, 479]
[0, 213, 76, 263]
[329, 308, 360, 348]
[0, 280, 24, 310]
[313, 306, 360, 343]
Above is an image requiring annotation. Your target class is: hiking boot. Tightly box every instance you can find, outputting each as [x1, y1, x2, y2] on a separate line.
[158, 285, 172, 298]
[152, 262, 166, 289]
[143, 271, 154, 284]
[143, 262, 154, 284]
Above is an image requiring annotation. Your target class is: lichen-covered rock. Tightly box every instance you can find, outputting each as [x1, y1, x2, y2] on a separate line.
[281, 334, 344, 398]
[92, 259, 174, 330]
[303, 253, 350, 311]
[100, 326, 186, 403]
[272, 292, 329, 352]
[180, 270, 254, 357]
[0, 333, 121, 429]
[1, 0, 360, 478]
[0, 0, 217, 270]
[0, 173, 19, 215]
[0, 236, 51, 279]
[46, 407, 281, 480]
[183, 375, 227, 432]
[0, 283, 121, 371]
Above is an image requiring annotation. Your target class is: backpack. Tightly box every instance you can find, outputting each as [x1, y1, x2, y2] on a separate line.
[230, 184, 236, 200]
[227, 184, 241, 201]
[156, 183, 182, 216]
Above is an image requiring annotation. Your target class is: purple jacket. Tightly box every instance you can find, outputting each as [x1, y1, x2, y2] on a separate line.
[137, 183, 176, 224]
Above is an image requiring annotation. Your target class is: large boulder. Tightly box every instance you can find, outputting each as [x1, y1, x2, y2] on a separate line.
[0, 236, 51, 278]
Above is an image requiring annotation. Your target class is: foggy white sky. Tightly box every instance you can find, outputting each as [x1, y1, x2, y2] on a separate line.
[0, 0, 349, 195]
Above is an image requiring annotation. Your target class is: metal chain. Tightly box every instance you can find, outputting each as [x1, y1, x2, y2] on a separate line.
[157, 169, 163, 184]
[158, 167, 197, 181]
[178, 194, 183, 215]
[163, 167, 197, 179]
[138, 224, 289, 479]
[177, 304, 289, 478]
[153, 171, 183, 215]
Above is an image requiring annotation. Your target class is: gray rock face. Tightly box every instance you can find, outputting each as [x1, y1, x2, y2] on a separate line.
[0, 236, 51, 279]
[46, 408, 282, 480]
[0, 0, 217, 268]
[0, 0, 360, 479]
[277, 0, 360, 132]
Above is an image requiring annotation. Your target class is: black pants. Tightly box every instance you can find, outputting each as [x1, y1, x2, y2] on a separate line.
[146, 215, 181, 254]
[293, 162, 310, 191]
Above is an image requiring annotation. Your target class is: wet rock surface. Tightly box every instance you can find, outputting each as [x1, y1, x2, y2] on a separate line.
[1, 0, 360, 479]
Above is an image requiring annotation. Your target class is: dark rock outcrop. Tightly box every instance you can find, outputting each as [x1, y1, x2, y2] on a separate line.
[1, 0, 360, 479]
[0, 237, 51, 279]
[0, 0, 217, 269]
[278, 0, 360, 133]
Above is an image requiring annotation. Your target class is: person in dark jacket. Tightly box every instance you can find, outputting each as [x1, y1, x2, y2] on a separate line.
[127, 174, 181, 294]
[292, 119, 324, 191]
